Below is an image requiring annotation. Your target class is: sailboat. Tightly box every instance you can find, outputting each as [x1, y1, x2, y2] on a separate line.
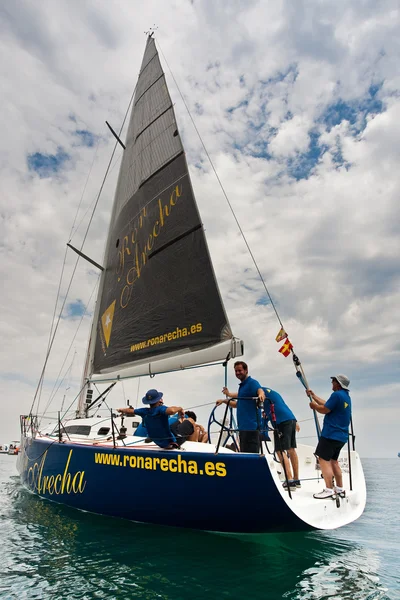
[17, 35, 366, 533]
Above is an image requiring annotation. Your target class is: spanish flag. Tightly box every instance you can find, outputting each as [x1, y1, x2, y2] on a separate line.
[278, 338, 293, 357]
[275, 327, 287, 343]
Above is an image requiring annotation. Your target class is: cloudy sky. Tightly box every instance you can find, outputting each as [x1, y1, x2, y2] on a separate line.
[1, 0, 399, 458]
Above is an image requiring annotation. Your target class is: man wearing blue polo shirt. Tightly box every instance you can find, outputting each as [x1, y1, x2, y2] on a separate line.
[216, 361, 265, 453]
[307, 374, 352, 499]
[118, 389, 185, 449]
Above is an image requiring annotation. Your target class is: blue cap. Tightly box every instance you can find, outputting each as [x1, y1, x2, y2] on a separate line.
[142, 389, 163, 405]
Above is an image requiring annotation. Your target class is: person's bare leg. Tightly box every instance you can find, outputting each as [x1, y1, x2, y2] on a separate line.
[331, 460, 343, 488]
[277, 450, 293, 480]
[288, 448, 299, 480]
[199, 431, 209, 443]
[318, 457, 334, 489]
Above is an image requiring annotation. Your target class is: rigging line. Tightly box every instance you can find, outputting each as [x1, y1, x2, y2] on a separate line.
[38, 141, 101, 411]
[121, 380, 126, 404]
[30, 82, 137, 417]
[35, 243, 69, 415]
[69, 135, 101, 241]
[60, 382, 88, 422]
[157, 39, 283, 328]
[40, 278, 100, 421]
[135, 378, 141, 408]
[70, 149, 123, 242]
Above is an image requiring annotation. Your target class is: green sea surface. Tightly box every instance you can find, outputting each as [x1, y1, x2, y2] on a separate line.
[0, 456, 398, 599]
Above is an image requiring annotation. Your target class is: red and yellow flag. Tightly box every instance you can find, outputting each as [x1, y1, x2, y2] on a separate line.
[275, 327, 287, 343]
[278, 338, 293, 357]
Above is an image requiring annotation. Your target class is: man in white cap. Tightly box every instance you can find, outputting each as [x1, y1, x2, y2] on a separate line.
[306, 375, 352, 499]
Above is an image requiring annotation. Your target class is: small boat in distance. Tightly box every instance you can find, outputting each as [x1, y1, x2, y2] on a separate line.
[18, 34, 366, 533]
[7, 441, 20, 455]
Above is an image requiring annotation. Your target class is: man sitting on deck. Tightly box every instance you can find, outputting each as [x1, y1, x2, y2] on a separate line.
[170, 411, 209, 444]
[118, 389, 185, 449]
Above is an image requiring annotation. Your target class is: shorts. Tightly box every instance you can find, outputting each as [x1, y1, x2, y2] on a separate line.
[273, 419, 297, 451]
[170, 419, 195, 444]
[239, 430, 260, 453]
[315, 436, 346, 461]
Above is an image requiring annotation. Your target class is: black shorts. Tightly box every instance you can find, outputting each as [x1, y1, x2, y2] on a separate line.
[273, 419, 297, 451]
[170, 419, 195, 444]
[315, 436, 346, 461]
[239, 430, 260, 453]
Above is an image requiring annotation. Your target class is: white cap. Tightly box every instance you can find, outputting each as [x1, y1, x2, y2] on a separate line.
[331, 374, 350, 390]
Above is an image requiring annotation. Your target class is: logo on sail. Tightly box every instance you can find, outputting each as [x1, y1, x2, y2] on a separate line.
[101, 300, 116, 347]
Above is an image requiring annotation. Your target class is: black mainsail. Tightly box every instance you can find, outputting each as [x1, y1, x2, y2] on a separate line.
[88, 36, 241, 381]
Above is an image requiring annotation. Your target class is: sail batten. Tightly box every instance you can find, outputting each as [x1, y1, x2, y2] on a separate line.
[89, 36, 240, 376]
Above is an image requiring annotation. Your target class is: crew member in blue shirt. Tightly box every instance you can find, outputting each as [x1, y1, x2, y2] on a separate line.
[263, 387, 300, 490]
[307, 374, 352, 499]
[216, 361, 265, 453]
[118, 389, 185, 449]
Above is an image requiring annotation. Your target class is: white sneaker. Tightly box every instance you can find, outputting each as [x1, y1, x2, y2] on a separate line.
[334, 486, 346, 497]
[313, 488, 334, 499]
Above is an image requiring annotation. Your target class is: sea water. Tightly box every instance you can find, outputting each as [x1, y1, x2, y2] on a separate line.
[0, 455, 398, 599]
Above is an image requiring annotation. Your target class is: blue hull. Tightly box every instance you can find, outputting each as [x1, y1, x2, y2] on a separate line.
[18, 437, 308, 533]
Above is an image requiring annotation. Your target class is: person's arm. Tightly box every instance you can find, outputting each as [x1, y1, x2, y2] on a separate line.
[222, 386, 238, 399]
[257, 387, 266, 402]
[118, 407, 135, 416]
[166, 405, 185, 417]
[306, 389, 326, 405]
[216, 398, 237, 408]
[310, 402, 331, 415]
[306, 389, 332, 414]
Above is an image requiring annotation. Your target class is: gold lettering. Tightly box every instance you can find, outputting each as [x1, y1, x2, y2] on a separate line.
[72, 471, 85, 493]
[65, 473, 72, 493]
[170, 184, 182, 206]
[216, 462, 227, 477]
[61, 450, 73, 493]
[37, 452, 47, 493]
[158, 197, 170, 227]
[178, 455, 187, 473]
[137, 456, 144, 469]
[118, 187, 183, 310]
[169, 459, 177, 472]
[160, 458, 169, 471]
[205, 462, 215, 476]
[54, 474, 62, 494]
[145, 457, 153, 470]
[41, 475, 49, 493]
[153, 221, 160, 237]
[130, 456, 136, 468]
[47, 475, 55, 494]
[77, 472, 86, 493]
[138, 206, 147, 228]
[147, 234, 154, 252]
[188, 460, 198, 475]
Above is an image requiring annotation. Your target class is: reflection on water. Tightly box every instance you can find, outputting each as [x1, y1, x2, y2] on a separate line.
[0, 457, 397, 599]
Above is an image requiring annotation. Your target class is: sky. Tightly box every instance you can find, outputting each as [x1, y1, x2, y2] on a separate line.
[0, 0, 399, 458]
